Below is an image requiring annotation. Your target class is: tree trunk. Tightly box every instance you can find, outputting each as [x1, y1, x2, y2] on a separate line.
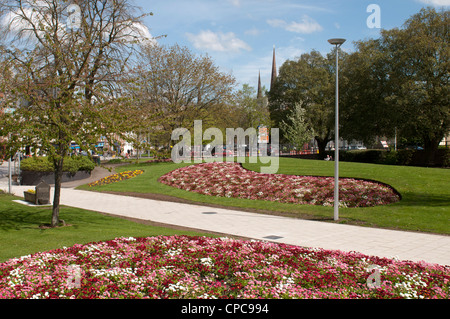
[315, 137, 330, 159]
[51, 157, 64, 227]
[423, 137, 441, 167]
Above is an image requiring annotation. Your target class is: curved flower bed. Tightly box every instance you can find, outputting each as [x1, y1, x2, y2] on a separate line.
[158, 162, 400, 208]
[0, 236, 448, 299]
[88, 170, 144, 187]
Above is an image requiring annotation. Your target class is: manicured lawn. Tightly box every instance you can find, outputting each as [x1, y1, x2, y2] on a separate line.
[79, 158, 450, 235]
[0, 194, 211, 263]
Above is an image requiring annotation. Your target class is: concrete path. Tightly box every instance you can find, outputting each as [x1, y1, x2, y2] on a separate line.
[1, 161, 449, 266]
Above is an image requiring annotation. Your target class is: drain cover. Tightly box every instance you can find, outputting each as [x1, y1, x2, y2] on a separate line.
[202, 212, 218, 215]
[263, 235, 284, 240]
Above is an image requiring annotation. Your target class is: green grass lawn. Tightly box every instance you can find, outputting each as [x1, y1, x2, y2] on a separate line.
[0, 193, 211, 262]
[79, 157, 450, 235]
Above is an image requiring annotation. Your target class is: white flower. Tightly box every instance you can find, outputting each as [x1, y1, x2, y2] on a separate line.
[275, 276, 295, 291]
[200, 257, 214, 267]
[166, 248, 182, 256]
[166, 282, 186, 292]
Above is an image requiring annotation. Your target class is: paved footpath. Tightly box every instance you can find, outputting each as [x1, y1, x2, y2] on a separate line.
[3, 179, 449, 267]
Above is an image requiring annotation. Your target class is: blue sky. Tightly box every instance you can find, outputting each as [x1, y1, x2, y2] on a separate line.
[135, 0, 449, 91]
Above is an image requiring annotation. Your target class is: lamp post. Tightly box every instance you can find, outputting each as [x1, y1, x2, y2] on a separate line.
[328, 38, 346, 221]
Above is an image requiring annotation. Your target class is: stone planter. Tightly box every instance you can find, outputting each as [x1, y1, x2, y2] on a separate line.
[23, 181, 51, 205]
[21, 170, 91, 186]
[23, 191, 37, 205]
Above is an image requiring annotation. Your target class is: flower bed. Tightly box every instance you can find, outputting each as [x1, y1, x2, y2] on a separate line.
[158, 162, 400, 208]
[88, 170, 144, 187]
[0, 236, 448, 299]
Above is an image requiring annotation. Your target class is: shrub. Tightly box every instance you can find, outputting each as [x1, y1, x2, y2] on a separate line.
[106, 158, 123, 164]
[382, 151, 399, 165]
[152, 148, 171, 159]
[441, 148, 450, 167]
[20, 157, 54, 172]
[64, 156, 96, 173]
[323, 149, 431, 166]
[396, 150, 415, 166]
[20, 156, 96, 173]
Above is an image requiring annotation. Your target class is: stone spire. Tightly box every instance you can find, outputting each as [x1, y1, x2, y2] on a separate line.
[257, 70, 262, 99]
[270, 45, 277, 91]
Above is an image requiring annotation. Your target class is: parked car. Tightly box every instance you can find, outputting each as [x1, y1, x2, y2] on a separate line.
[212, 146, 234, 157]
[405, 145, 424, 150]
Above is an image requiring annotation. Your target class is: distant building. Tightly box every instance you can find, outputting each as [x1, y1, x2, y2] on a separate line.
[441, 135, 450, 148]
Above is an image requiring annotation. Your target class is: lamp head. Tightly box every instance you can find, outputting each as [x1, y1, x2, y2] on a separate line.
[328, 38, 346, 46]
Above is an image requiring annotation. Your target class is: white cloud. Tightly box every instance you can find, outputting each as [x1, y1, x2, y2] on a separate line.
[1, 4, 155, 45]
[118, 21, 156, 45]
[228, 0, 241, 7]
[419, 0, 450, 6]
[267, 15, 323, 34]
[267, 19, 286, 28]
[245, 27, 262, 36]
[186, 30, 251, 53]
[276, 46, 305, 65]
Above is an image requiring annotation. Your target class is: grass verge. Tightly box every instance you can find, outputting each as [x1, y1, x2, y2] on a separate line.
[0, 193, 213, 262]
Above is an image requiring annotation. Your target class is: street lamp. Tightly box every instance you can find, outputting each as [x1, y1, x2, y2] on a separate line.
[328, 38, 346, 221]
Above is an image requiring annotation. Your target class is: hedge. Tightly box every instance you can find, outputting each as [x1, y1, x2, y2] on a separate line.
[322, 149, 449, 167]
[20, 156, 96, 174]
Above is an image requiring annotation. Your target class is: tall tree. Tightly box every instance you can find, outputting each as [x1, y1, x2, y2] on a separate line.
[135, 43, 236, 146]
[0, 0, 153, 227]
[233, 83, 270, 129]
[340, 38, 392, 145]
[280, 103, 314, 150]
[341, 7, 449, 163]
[384, 8, 449, 163]
[268, 50, 345, 156]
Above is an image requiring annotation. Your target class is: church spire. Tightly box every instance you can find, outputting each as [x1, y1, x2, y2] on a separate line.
[270, 45, 277, 91]
[257, 70, 262, 99]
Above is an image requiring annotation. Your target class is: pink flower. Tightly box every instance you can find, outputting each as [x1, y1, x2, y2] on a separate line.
[158, 162, 400, 207]
[1, 236, 447, 299]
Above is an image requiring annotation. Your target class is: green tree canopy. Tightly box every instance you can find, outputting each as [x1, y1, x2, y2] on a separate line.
[0, 0, 153, 226]
[280, 103, 314, 150]
[134, 43, 236, 146]
[233, 83, 270, 129]
[268, 50, 346, 155]
[341, 7, 449, 163]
